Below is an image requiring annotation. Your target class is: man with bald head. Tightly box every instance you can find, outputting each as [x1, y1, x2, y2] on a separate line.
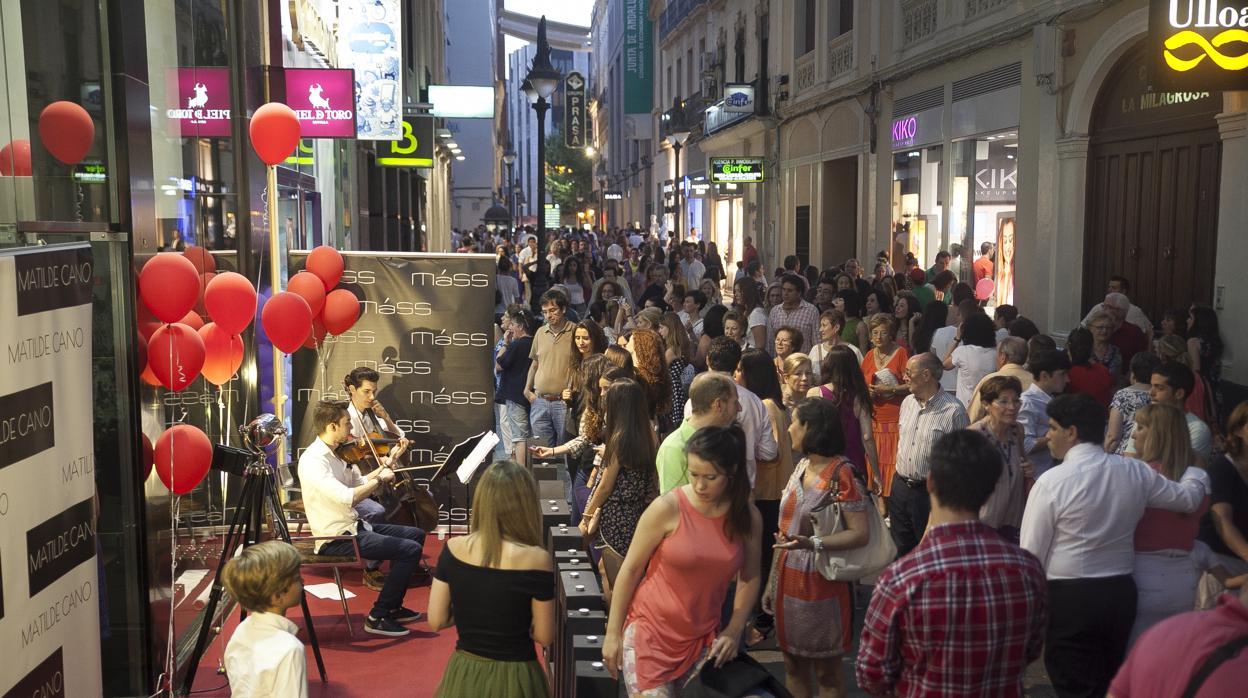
[967, 336, 1034, 421]
[1101, 292, 1149, 368]
[890, 352, 970, 556]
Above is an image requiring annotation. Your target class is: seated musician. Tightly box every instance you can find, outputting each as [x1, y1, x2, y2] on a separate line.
[298, 400, 426, 637]
[343, 367, 411, 589]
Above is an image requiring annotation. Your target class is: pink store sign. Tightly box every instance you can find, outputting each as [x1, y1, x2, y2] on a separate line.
[285, 68, 356, 138]
[166, 67, 232, 137]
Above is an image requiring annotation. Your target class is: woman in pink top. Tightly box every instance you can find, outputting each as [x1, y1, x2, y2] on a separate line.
[1130, 403, 1210, 645]
[602, 425, 763, 696]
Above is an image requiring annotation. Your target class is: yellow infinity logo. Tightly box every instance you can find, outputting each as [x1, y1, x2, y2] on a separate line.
[1164, 29, 1248, 72]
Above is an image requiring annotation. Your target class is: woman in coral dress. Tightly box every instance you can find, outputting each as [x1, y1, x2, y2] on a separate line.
[860, 313, 909, 498]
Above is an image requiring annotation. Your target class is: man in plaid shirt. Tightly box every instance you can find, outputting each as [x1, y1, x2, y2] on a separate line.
[856, 430, 1047, 697]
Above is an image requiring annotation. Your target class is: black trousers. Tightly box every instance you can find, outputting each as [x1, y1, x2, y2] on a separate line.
[1045, 575, 1137, 698]
[887, 473, 930, 558]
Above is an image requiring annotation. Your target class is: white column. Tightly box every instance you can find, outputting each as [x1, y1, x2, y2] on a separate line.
[1215, 104, 1248, 383]
[1046, 135, 1090, 337]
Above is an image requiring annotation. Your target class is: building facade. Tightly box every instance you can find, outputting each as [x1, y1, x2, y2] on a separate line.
[445, 0, 502, 232]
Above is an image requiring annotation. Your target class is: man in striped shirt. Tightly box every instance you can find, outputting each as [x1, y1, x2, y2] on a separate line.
[889, 353, 969, 557]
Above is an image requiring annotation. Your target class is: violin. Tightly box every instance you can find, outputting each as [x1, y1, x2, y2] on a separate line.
[336, 432, 402, 464]
[336, 423, 440, 531]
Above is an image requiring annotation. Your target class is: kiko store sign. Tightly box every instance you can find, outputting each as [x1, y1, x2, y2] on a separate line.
[1151, 0, 1248, 89]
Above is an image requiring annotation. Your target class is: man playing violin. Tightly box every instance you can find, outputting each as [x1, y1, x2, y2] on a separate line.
[298, 400, 426, 637]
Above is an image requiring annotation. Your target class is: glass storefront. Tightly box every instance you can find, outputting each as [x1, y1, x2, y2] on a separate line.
[951, 130, 1017, 304]
[890, 145, 943, 271]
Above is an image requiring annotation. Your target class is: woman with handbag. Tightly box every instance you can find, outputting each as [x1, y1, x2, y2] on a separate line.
[764, 398, 871, 698]
[580, 378, 659, 601]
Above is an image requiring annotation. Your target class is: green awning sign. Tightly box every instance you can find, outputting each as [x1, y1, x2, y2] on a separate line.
[710, 157, 764, 183]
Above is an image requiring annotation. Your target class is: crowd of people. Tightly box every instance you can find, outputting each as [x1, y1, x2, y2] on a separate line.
[224, 223, 1246, 698]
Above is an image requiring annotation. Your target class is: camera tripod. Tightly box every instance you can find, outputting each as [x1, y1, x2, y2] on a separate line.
[180, 458, 327, 694]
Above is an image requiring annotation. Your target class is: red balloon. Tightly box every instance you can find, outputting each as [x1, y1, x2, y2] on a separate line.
[303, 317, 327, 350]
[179, 310, 204, 331]
[135, 333, 148, 373]
[204, 272, 257, 335]
[288, 271, 328, 316]
[306, 246, 344, 291]
[249, 102, 301, 166]
[182, 246, 217, 275]
[975, 278, 995, 301]
[0, 139, 32, 176]
[195, 272, 216, 316]
[322, 289, 361, 335]
[262, 291, 313, 353]
[140, 361, 162, 387]
[154, 424, 213, 495]
[140, 253, 201, 323]
[199, 323, 244, 386]
[38, 101, 95, 165]
[148, 323, 206, 391]
[140, 433, 154, 481]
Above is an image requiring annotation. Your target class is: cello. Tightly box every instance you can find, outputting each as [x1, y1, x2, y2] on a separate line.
[336, 425, 440, 531]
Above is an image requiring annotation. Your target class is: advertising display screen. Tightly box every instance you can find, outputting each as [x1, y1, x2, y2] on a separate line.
[285, 68, 357, 138]
[428, 85, 496, 119]
[165, 67, 231, 137]
[709, 157, 765, 183]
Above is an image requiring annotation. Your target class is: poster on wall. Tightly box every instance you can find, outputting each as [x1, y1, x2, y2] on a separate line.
[337, 0, 402, 140]
[0, 244, 101, 696]
[289, 253, 496, 528]
[996, 212, 1016, 306]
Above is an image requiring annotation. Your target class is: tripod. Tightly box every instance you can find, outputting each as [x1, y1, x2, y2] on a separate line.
[180, 458, 327, 694]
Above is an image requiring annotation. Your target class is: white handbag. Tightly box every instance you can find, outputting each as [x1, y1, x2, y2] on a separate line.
[809, 461, 897, 582]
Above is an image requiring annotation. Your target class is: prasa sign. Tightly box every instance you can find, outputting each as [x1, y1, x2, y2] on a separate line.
[1151, 0, 1248, 89]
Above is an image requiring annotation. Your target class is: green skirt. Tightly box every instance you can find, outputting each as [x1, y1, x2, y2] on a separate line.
[435, 650, 551, 698]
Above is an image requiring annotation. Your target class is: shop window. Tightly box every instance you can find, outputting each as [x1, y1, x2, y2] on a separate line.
[951, 131, 1017, 304]
[890, 146, 943, 273]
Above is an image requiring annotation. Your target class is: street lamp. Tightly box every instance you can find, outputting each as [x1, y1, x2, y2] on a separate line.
[503, 149, 516, 225]
[666, 97, 692, 242]
[523, 16, 562, 236]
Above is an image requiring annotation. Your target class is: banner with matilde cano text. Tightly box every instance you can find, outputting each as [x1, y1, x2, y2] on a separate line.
[290, 252, 496, 529]
[0, 244, 102, 696]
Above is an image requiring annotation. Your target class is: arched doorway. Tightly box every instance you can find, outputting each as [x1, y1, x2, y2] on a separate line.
[1084, 42, 1221, 319]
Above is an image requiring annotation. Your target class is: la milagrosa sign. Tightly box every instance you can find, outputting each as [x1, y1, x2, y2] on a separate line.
[1152, 1, 1248, 88]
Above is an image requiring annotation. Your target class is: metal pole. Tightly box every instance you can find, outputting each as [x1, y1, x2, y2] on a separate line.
[536, 96, 549, 236]
[673, 142, 683, 242]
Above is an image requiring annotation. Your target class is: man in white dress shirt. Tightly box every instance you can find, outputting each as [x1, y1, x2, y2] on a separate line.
[298, 401, 426, 637]
[1020, 393, 1210, 698]
[683, 337, 778, 486]
[222, 540, 308, 698]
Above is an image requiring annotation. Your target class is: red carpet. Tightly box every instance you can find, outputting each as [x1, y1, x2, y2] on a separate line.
[191, 537, 457, 697]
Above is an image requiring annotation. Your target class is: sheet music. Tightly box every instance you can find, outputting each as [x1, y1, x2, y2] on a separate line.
[457, 431, 499, 483]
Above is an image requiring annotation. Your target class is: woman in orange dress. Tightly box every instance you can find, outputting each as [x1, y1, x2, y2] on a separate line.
[860, 313, 909, 497]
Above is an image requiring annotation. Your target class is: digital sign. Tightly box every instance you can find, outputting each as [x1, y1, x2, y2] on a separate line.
[165, 67, 231, 137]
[1151, 0, 1248, 89]
[284, 68, 356, 138]
[428, 85, 496, 119]
[709, 157, 765, 184]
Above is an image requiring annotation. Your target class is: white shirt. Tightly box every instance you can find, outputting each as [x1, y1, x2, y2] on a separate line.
[951, 344, 999, 406]
[894, 390, 969, 479]
[1020, 442, 1210, 580]
[224, 612, 308, 698]
[930, 326, 959, 392]
[628, 233, 643, 248]
[678, 258, 706, 290]
[517, 245, 538, 272]
[1083, 302, 1152, 338]
[678, 310, 704, 340]
[808, 341, 864, 370]
[684, 381, 779, 487]
[1017, 383, 1056, 477]
[607, 243, 624, 262]
[297, 438, 367, 551]
[347, 402, 405, 441]
[1186, 411, 1213, 461]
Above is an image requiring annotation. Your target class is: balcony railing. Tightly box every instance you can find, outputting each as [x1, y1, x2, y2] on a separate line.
[659, 0, 708, 42]
[901, 0, 939, 46]
[965, 0, 1011, 21]
[704, 99, 750, 135]
[827, 32, 855, 81]
[794, 50, 818, 94]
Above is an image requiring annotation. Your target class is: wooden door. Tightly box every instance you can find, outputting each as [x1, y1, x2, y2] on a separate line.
[1084, 129, 1220, 321]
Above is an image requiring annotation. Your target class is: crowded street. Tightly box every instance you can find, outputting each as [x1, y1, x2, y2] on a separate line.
[2, 1, 1247, 697]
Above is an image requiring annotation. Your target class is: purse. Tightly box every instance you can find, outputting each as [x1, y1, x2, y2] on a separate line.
[808, 461, 897, 582]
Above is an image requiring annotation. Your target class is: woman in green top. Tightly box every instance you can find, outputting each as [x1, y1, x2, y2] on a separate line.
[833, 289, 869, 354]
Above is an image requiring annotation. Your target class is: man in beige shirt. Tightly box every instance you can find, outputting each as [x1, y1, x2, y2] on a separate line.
[525, 288, 577, 445]
[967, 336, 1034, 421]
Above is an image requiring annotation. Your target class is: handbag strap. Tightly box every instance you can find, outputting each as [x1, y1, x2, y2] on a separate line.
[1180, 633, 1248, 698]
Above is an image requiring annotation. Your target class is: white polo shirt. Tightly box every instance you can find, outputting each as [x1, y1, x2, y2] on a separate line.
[297, 437, 367, 551]
[224, 612, 308, 698]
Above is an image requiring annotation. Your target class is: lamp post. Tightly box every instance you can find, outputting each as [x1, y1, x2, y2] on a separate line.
[665, 98, 692, 243]
[522, 16, 562, 237]
[503, 149, 516, 229]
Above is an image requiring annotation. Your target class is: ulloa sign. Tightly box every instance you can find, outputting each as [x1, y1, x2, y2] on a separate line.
[1151, 0, 1248, 88]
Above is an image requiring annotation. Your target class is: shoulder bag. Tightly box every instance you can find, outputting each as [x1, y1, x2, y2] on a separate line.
[808, 461, 897, 582]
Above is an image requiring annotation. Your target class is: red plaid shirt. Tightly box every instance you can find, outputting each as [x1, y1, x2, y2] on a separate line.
[856, 521, 1047, 697]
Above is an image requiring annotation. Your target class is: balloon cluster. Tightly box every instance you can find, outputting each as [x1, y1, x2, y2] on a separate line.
[1, 101, 95, 176]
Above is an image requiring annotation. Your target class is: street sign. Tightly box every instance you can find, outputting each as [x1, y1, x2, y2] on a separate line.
[709, 157, 765, 183]
[604, 190, 624, 200]
[544, 203, 561, 228]
[378, 115, 434, 167]
[564, 72, 587, 148]
[1150, 0, 1248, 89]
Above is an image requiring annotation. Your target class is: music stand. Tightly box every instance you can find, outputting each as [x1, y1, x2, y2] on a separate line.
[430, 430, 498, 485]
[180, 441, 328, 694]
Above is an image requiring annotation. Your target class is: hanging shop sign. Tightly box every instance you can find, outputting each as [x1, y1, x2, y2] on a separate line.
[166, 67, 232, 137]
[284, 68, 356, 138]
[709, 157, 765, 183]
[285, 139, 315, 166]
[623, 0, 653, 114]
[378, 115, 434, 168]
[429, 86, 496, 119]
[337, 0, 402, 139]
[1151, 0, 1248, 89]
[564, 72, 587, 148]
[604, 190, 624, 200]
[723, 83, 755, 113]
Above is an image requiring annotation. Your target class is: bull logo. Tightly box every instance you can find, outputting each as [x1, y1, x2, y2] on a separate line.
[308, 83, 331, 110]
[187, 83, 208, 108]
